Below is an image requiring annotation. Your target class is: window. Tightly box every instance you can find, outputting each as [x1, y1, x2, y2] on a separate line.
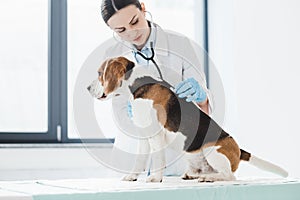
[0, 0, 207, 143]
[0, 0, 56, 142]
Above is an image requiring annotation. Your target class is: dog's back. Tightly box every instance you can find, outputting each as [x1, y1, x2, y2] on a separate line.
[129, 76, 229, 152]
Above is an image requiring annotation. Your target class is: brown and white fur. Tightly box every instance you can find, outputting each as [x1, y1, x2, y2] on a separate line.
[87, 56, 288, 183]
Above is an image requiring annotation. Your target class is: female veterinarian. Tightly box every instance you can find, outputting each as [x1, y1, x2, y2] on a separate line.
[101, 0, 213, 175]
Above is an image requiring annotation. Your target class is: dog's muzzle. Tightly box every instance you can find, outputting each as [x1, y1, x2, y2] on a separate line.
[87, 79, 106, 99]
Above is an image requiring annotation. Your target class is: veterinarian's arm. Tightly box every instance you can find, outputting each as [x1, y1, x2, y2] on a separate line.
[180, 60, 213, 115]
[183, 39, 214, 115]
[197, 97, 209, 115]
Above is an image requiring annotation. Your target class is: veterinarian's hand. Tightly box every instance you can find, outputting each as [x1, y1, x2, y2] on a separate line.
[175, 78, 207, 103]
[127, 101, 133, 118]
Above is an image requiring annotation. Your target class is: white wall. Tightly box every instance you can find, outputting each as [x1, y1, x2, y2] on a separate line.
[0, 145, 125, 181]
[208, 0, 300, 178]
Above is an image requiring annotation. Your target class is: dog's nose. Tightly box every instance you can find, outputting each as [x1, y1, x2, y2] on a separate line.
[87, 86, 91, 91]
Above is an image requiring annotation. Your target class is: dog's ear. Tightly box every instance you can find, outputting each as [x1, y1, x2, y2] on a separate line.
[125, 59, 135, 80]
[116, 57, 135, 80]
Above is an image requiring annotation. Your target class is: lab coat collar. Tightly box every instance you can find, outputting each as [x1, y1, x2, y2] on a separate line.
[153, 22, 169, 57]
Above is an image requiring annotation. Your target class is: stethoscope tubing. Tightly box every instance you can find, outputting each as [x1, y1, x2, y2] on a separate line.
[135, 42, 163, 80]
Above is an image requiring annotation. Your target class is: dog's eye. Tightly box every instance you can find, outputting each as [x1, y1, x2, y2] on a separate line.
[98, 72, 102, 76]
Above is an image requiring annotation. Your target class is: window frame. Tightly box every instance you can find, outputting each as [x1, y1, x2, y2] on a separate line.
[0, 0, 59, 143]
[0, 0, 208, 144]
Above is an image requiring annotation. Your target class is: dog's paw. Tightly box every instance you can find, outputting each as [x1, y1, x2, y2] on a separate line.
[198, 175, 215, 183]
[146, 174, 163, 183]
[198, 173, 236, 182]
[122, 174, 138, 181]
[181, 172, 200, 180]
[197, 174, 228, 182]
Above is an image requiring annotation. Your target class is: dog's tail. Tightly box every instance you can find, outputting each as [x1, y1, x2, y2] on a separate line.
[240, 149, 288, 177]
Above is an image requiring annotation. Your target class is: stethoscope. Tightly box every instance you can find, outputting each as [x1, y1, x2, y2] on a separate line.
[135, 41, 163, 80]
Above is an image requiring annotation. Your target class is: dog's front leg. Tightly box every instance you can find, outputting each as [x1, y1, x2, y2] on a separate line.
[122, 139, 150, 181]
[146, 131, 166, 183]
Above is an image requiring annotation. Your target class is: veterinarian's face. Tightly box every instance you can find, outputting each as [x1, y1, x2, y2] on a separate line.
[107, 4, 150, 49]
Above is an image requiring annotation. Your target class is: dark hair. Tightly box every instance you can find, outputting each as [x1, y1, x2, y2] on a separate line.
[101, 0, 142, 24]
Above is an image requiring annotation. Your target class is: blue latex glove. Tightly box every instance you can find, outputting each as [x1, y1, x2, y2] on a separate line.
[127, 101, 133, 118]
[175, 78, 207, 103]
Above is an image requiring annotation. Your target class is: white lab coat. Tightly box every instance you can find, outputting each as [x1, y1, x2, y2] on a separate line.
[100, 23, 214, 175]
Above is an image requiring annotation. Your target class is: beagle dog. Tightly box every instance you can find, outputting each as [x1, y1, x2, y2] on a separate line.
[87, 56, 288, 182]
